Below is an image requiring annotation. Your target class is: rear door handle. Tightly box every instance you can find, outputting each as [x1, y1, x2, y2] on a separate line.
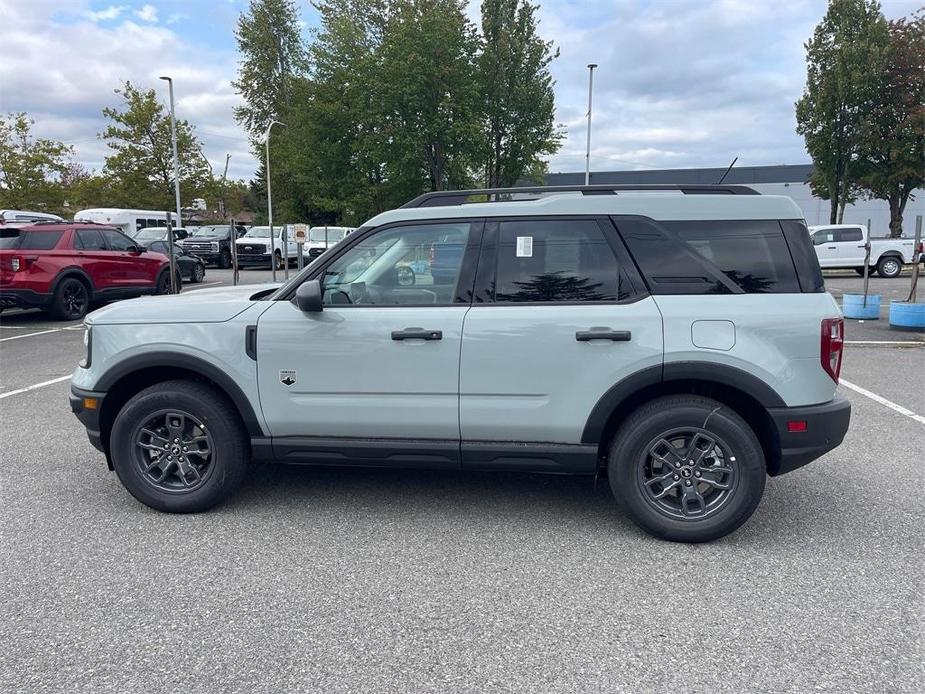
[391, 327, 442, 341]
[576, 329, 631, 342]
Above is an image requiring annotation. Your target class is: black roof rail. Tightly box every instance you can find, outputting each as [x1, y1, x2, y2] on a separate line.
[401, 184, 760, 208]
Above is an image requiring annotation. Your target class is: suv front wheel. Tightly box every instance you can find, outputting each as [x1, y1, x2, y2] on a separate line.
[608, 395, 766, 543]
[109, 380, 250, 512]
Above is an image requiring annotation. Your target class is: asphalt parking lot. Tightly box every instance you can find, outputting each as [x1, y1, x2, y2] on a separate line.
[1, 269, 922, 693]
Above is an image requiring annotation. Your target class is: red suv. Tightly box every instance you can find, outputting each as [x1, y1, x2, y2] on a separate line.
[0, 223, 176, 321]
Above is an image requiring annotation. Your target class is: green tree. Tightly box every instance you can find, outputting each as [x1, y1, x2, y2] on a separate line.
[0, 113, 72, 211]
[232, 0, 308, 142]
[100, 81, 212, 210]
[858, 13, 925, 237]
[478, 0, 562, 188]
[796, 0, 889, 224]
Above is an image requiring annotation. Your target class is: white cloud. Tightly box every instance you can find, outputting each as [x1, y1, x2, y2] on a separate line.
[83, 5, 127, 22]
[134, 4, 158, 23]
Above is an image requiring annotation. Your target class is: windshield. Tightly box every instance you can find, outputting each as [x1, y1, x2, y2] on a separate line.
[309, 228, 347, 242]
[242, 226, 278, 238]
[190, 226, 226, 237]
[135, 228, 166, 241]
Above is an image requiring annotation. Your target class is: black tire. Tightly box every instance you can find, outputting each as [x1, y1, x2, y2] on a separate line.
[51, 276, 90, 320]
[274, 251, 283, 270]
[608, 395, 766, 543]
[155, 270, 171, 295]
[219, 248, 232, 269]
[876, 255, 902, 278]
[109, 380, 250, 513]
[191, 262, 205, 283]
[854, 267, 866, 276]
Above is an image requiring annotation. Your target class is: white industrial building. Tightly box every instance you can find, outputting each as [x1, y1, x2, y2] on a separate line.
[545, 165, 924, 237]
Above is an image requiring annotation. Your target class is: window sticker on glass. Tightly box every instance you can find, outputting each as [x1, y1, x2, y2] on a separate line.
[516, 236, 533, 258]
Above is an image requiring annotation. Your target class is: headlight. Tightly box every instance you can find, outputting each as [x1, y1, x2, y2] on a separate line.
[80, 326, 92, 368]
[211, 241, 219, 251]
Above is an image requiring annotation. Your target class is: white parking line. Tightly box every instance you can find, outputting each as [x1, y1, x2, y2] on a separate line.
[840, 379, 925, 426]
[0, 328, 63, 342]
[186, 281, 223, 291]
[0, 375, 72, 400]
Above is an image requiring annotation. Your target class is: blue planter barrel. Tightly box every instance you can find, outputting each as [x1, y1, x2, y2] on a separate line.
[842, 293, 880, 319]
[889, 301, 925, 331]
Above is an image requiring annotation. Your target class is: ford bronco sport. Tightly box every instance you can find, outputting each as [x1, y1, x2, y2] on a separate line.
[70, 185, 851, 542]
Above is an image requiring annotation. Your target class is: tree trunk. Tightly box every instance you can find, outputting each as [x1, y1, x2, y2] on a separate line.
[888, 192, 905, 238]
[829, 177, 839, 224]
[837, 197, 846, 224]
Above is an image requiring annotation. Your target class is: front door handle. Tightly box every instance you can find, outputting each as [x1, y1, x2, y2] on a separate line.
[391, 327, 442, 341]
[576, 328, 632, 342]
[827, 246, 837, 249]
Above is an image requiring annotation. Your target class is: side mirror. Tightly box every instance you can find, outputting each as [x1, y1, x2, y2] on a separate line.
[129, 245, 144, 255]
[295, 279, 323, 312]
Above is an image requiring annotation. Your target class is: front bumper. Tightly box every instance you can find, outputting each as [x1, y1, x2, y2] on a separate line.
[69, 385, 106, 453]
[0, 288, 53, 310]
[236, 254, 273, 266]
[767, 395, 851, 475]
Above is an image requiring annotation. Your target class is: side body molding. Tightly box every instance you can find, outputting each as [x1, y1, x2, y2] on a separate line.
[94, 352, 264, 436]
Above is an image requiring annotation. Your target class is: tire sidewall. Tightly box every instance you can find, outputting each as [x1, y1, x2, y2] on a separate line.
[609, 399, 766, 543]
[110, 385, 246, 512]
[193, 263, 204, 282]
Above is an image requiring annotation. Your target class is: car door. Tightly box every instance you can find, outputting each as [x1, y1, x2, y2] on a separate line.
[73, 228, 112, 288]
[811, 228, 838, 267]
[458, 217, 663, 470]
[100, 229, 148, 287]
[835, 227, 865, 265]
[255, 220, 481, 454]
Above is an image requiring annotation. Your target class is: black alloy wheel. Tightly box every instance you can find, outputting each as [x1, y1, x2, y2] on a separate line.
[132, 409, 215, 493]
[637, 428, 737, 520]
[155, 270, 172, 295]
[52, 277, 90, 320]
[192, 263, 205, 283]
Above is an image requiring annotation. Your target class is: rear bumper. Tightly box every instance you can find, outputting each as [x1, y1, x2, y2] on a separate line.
[0, 288, 53, 310]
[767, 395, 851, 475]
[69, 384, 106, 453]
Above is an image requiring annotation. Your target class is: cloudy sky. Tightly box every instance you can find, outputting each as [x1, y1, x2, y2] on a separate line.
[1, 0, 920, 183]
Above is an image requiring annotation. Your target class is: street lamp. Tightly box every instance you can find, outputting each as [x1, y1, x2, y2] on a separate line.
[584, 63, 597, 186]
[160, 75, 181, 293]
[262, 119, 286, 282]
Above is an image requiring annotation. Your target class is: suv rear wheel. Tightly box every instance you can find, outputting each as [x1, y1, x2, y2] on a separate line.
[109, 380, 250, 513]
[51, 277, 90, 320]
[219, 248, 232, 269]
[608, 395, 766, 543]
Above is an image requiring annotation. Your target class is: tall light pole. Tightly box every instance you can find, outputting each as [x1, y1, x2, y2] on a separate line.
[263, 120, 286, 282]
[584, 63, 597, 186]
[159, 76, 182, 224]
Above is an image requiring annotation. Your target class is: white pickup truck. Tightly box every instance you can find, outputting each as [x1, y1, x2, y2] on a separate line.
[234, 225, 302, 269]
[809, 224, 923, 278]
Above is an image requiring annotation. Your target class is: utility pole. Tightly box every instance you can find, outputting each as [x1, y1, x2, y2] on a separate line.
[263, 120, 285, 282]
[584, 63, 597, 186]
[159, 76, 182, 225]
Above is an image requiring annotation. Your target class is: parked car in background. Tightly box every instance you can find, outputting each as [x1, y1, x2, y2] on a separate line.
[235, 225, 301, 269]
[177, 224, 247, 268]
[303, 226, 355, 262]
[0, 210, 65, 228]
[142, 240, 206, 284]
[74, 209, 177, 237]
[133, 227, 190, 244]
[809, 224, 922, 278]
[0, 223, 179, 320]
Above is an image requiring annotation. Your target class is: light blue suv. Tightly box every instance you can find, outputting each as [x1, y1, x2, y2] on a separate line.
[70, 185, 851, 542]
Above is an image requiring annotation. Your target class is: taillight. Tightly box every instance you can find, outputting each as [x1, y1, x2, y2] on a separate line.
[821, 317, 844, 382]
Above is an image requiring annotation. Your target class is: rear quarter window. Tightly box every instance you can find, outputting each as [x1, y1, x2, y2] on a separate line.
[0, 230, 64, 250]
[618, 218, 802, 294]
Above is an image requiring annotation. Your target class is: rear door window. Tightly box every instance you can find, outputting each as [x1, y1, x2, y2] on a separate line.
[618, 218, 801, 294]
[493, 219, 628, 302]
[836, 228, 863, 242]
[75, 229, 107, 250]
